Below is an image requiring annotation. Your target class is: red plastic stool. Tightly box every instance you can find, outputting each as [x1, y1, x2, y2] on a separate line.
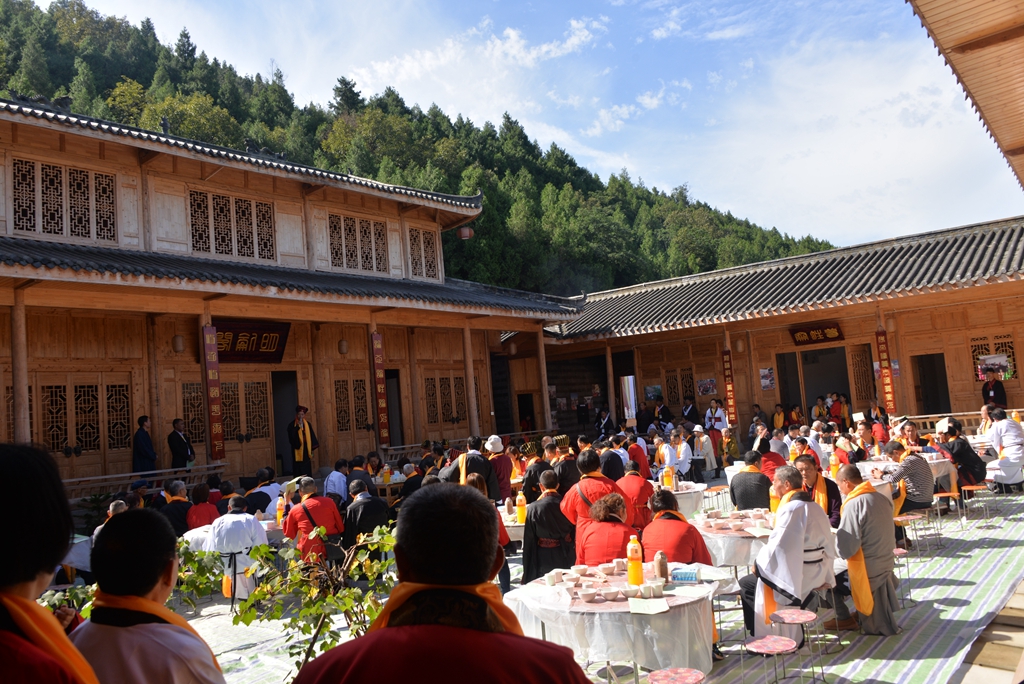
[647, 668, 706, 683]
[744, 634, 798, 683]
[770, 608, 827, 682]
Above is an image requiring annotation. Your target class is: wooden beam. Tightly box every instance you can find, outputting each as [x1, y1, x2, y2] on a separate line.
[302, 183, 325, 197]
[398, 202, 419, 216]
[949, 22, 1024, 54]
[203, 293, 229, 301]
[201, 163, 225, 181]
[13, 278, 39, 290]
[1004, 145, 1024, 157]
[138, 149, 162, 166]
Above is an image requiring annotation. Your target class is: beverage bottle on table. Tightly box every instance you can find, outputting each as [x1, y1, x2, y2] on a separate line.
[276, 494, 285, 525]
[382, 464, 391, 484]
[516, 491, 527, 524]
[627, 535, 644, 586]
[661, 467, 674, 489]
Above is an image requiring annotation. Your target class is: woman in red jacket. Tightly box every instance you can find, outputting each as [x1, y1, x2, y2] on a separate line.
[575, 493, 634, 565]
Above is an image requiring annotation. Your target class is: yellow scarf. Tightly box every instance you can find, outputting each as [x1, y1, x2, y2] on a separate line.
[93, 591, 221, 671]
[892, 479, 907, 518]
[762, 488, 802, 622]
[807, 475, 829, 517]
[368, 582, 522, 635]
[244, 481, 271, 497]
[458, 453, 469, 485]
[163, 493, 189, 504]
[653, 510, 688, 522]
[739, 464, 761, 474]
[839, 481, 876, 616]
[813, 405, 828, 419]
[293, 419, 313, 462]
[0, 593, 99, 684]
[773, 412, 785, 429]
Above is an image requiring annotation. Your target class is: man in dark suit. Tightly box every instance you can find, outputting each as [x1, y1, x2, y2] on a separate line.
[680, 395, 700, 427]
[132, 415, 156, 474]
[343, 479, 390, 550]
[654, 396, 673, 429]
[167, 418, 196, 469]
[439, 436, 501, 500]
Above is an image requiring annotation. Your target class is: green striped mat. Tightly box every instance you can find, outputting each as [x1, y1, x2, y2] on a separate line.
[705, 497, 1024, 684]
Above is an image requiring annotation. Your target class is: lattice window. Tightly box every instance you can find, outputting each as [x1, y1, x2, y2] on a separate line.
[213, 194, 233, 255]
[189, 191, 210, 253]
[189, 190, 275, 261]
[971, 337, 991, 381]
[439, 376, 453, 422]
[40, 164, 64, 234]
[454, 375, 467, 423]
[68, 169, 91, 238]
[995, 335, 1018, 380]
[422, 230, 438, 279]
[106, 384, 131, 450]
[13, 158, 35, 232]
[425, 377, 439, 424]
[41, 385, 68, 452]
[851, 348, 874, 403]
[221, 382, 240, 441]
[344, 216, 358, 269]
[256, 202, 275, 260]
[665, 371, 680, 406]
[73, 384, 100, 451]
[680, 367, 695, 399]
[409, 227, 423, 276]
[373, 221, 388, 272]
[358, 218, 374, 271]
[5, 386, 33, 443]
[329, 214, 345, 268]
[234, 198, 254, 258]
[245, 381, 270, 439]
[94, 173, 116, 241]
[182, 382, 206, 444]
[352, 379, 368, 428]
[335, 379, 351, 431]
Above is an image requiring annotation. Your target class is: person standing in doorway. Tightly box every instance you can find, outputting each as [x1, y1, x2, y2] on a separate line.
[287, 405, 319, 477]
[133, 415, 157, 474]
[167, 418, 196, 470]
[983, 369, 1008, 409]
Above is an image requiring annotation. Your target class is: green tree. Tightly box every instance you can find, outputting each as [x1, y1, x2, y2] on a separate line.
[139, 92, 243, 147]
[68, 56, 96, 114]
[9, 32, 51, 97]
[330, 76, 363, 116]
[105, 76, 146, 125]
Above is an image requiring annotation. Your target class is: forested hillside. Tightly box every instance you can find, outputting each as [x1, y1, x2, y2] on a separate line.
[0, 0, 834, 295]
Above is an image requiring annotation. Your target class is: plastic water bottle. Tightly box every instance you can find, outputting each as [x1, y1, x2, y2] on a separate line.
[627, 535, 644, 586]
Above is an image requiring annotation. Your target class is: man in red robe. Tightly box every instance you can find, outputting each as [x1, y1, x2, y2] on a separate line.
[560, 449, 634, 536]
[617, 461, 654, 531]
[626, 434, 652, 479]
[642, 489, 713, 564]
[293, 483, 590, 684]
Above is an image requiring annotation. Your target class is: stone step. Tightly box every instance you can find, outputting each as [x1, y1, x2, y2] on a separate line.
[965, 639, 1023, 671]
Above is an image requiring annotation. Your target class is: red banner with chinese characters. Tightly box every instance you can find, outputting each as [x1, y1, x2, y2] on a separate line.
[201, 325, 226, 461]
[789, 322, 844, 346]
[371, 331, 390, 446]
[722, 350, 738, 426]
[875, 329, 897, 415]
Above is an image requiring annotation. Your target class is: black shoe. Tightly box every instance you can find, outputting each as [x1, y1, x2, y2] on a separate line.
[712, 644, 725, 661]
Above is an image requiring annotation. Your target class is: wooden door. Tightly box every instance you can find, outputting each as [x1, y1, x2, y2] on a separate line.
[330, 368, 375, 460]
[220, 371, 275, 479]
[848, 344, 877, 414]
[421, 369, 468, 442]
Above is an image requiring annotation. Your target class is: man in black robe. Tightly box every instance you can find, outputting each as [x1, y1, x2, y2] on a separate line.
[936, 417, 987, 487]
[343, 479, 390, 549]
[636, 402, 655, 434]
[553, 447, 581, 497]
[680, 395, 700, 427]
[521, 471, 575, 584]
[597, 441, 625, 481]
[286, 405, 319, 477]
[347, 455, 379, 497]
[439, 436, 500, 500]
[521, 443, 553, 504]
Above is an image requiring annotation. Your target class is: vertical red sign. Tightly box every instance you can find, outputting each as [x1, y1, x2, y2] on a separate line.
[371, 331, 390, 446]
[875, 330, 897, 416]
[722, 350, 738, 426]
[201, 325, 226, 461]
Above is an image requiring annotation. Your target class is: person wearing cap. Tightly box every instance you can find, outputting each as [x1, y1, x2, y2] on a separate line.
[692, 425, 716, 480]
[286, 405, 319, 477]
[283, 477, 345, 562]
[439, 436, 500, 500]
[520, 442, 553, 504]
[130, 479, 149, 506]
[484, 435, 513, 502]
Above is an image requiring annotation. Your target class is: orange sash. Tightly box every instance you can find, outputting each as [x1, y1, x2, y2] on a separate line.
[809, 475, 829, 517]
[92, 591, 221, 671]
[0, 593, 100, 684]
[459, 453, 468, 485]
[739, 465, 761, 474]
[762, 488, 800, 623]
[839, 481, 876, 615]
[369, 582, 522, 635]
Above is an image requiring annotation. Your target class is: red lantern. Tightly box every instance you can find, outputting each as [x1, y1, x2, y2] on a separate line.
[457, 226, 474, 240]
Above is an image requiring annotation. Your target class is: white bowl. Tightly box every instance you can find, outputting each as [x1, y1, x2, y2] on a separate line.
[557, 581, 575, 595]
[571, 564, 589, 575]
[598, 563, 616, 575]
[729, 511, 744, 519]
[729, 521, 745, 531]
[562, 573, 581, 585]
[577, 588, 598, 602]
[621, 586, 641, 598]
[600, 588, 620, 601]
[702, 519, 714, 528]
[712, 520, 730, 530]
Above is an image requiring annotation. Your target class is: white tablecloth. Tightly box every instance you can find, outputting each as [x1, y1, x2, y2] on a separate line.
[504, 572, 715, 674]
[672, 486, 706, 518]
[697, 528, 765, 568]
[62, 535, 91, 572]
[506, 521, 524, 543]
[855, 458, 956, 489]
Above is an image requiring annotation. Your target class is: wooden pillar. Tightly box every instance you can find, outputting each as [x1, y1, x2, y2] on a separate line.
[409, 329, 423, 444]
[11, 288, 29, 443]
[605, 343, 616, 423]
[463, 324, 480, 436]
[146, 314, 162, 468]
[537, 328, 552, 431]
[311, 324, 330, 469]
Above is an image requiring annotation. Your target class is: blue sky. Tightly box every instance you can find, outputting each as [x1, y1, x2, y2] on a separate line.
[82, 0, 1024, 244]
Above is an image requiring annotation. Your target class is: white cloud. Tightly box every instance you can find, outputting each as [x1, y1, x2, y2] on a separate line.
[706, 24, 753, 40]
[707, 71, 722, 85]
[583, 103, 640, 137]
[652, 20, 682, 39]
[636, 86, 665, 109]
[547, 89, 583, 108]
[672, 78, 694, 90]
[484, 17, 608, 67]
[740, 58, 754, 70]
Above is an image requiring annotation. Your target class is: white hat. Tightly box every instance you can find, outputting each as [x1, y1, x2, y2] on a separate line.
[484, 435, 504, 453]
[692, 425, 704, 433]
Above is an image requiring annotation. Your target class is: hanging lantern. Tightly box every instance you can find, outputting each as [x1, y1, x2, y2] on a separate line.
[457, 226, 475, 240]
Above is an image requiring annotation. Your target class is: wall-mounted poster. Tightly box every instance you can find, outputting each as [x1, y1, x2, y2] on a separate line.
[585, 396, 594, 409]
[644, 385, 662, 401]
[548, 385, 557, 399]
[759, 367, 776, 391]
[570, 392, 579, 403]
[592, 384, 602, 397]
[891, 359, 900, 378]
[697, 378, 717, 396]
[978, 354, 1010, 380]
[556, 397, 568, 411]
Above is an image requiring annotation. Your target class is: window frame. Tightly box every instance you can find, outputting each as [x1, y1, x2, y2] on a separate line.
[186, 184, 278, 264]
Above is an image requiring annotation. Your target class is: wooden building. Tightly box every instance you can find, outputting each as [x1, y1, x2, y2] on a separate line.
[532, 218, 1024, 432]
[0, 99, 576, 481]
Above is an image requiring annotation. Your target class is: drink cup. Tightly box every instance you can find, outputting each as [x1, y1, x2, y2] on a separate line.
[640, 583, 654, 598]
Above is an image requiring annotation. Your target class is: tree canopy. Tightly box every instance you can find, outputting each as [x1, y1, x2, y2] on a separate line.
[0, 0, 834, 296]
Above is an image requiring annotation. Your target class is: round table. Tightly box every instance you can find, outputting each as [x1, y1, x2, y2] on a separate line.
[855, 458, 956, 489]
[696, 526, 766, 568]
[504, 568, 715, 674]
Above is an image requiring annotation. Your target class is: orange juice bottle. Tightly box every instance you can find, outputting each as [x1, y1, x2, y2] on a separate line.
[662, 467, 674, 489]
[1013, 410, 1021, 424]
[516, 491, 527, 524]
[276, 494, 285, 525]
[829, 453, 840, 480]
[627, 535, 644, 586]
[789, 444, 799, 462]
[382, 464, 391, 484]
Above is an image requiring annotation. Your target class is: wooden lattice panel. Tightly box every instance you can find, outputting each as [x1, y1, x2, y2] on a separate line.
[234, 197, 254, 258]
[68, 169, 91, 238]
[352, 379, 368, 427]
[182, 382, 206, 444]
[41, 384, 68, 452]
[245, 381, 270, 439]
[105, 384, 131, 450]
[256, 202, 275, 260]
[995, 334, 1018, 379]
[334, 379, 351, 431]
[425, 377, 439, 424]
[74, 384, 100, 452]
[329, 214, 345, 268]
[221, 382, 240, 441]
[13, 158, 35, 232]
[94, 173, 116, 241]
[410, 228, 423, 276]
[213, 194, 233, 255]
[423, 230, 438, 279]
[359, 219, 374, 271]
[189, 191, 211, 252]
[40, 164, 64, 235]
[373, 220, 388, 273]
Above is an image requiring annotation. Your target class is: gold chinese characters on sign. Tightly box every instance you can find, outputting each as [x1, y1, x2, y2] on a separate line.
[212, 319, 291, 363]
[371, 331, 390, 446]
[875, 329, 897, 415]
[201, 325, 226, 461]
[789, 322, 844, 346]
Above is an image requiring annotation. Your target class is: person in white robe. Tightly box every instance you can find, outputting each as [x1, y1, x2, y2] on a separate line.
[986, 408, 1024, 491]
[739, 465, 836, 643]
[692, 425, 716, 473]
[203, 496, 268, 600]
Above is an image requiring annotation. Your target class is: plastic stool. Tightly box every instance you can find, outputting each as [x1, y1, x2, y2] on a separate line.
[647, 668, 706, 683]
[960, 485, 991, 520]
[892, 547, 915, 609]
[770, 609, 827, 682]
[744, 635, 798, 684]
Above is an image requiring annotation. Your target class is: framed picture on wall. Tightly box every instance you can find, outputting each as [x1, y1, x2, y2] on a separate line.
[759, 368, 776, 391]
[697, 378, 717, 396]
[644, 385, 662, 401]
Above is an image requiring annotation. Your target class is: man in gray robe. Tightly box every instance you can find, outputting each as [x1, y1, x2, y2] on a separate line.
[824, 465, 900, 635]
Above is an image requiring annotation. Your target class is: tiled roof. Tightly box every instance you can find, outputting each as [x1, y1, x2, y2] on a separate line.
[0, 237, 577, 318]
[0, 99, 482, 211]
[557, 216, 1024, 339]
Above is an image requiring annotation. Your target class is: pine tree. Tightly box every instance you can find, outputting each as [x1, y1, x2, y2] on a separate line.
[330, 76, 363, 116]
[9, 33, 51, 97]
[68, 57, 97, 114]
